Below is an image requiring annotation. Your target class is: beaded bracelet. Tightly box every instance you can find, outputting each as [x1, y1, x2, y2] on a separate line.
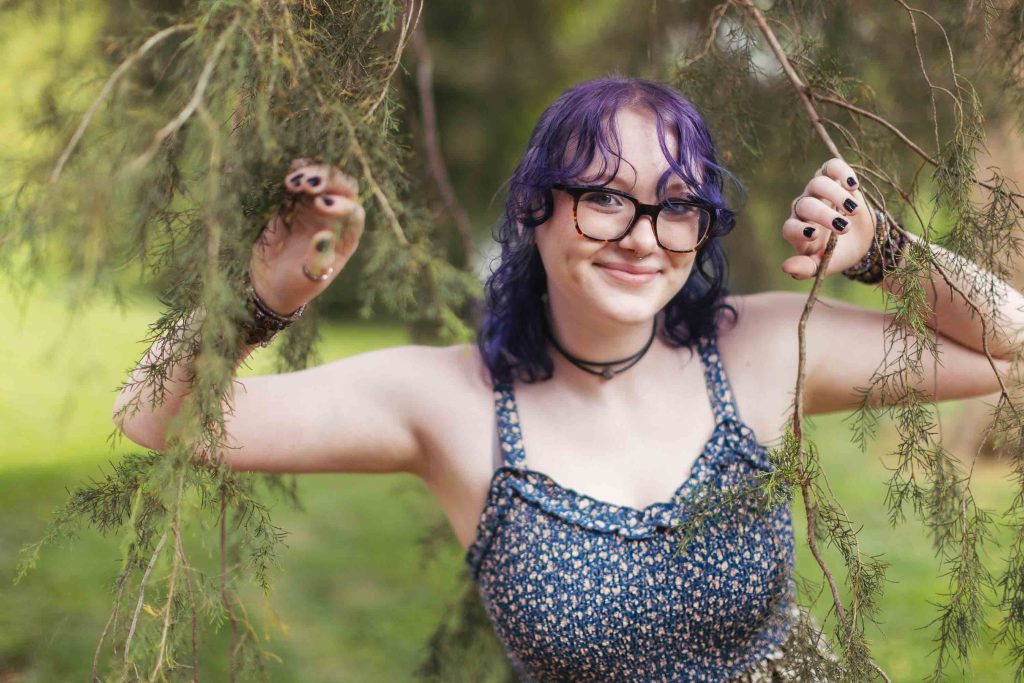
[241, 273, 306, 347]
[841, 209, 908, 284]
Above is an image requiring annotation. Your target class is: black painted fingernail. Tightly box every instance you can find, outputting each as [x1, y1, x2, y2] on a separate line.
[316, 238, 332, 252]
[290, 173, 304, 186]
[846, 176, 857, 187]
[843, 198, 858, 213]
[321, 196, 335, 207]
[308, 176, 321, 187]
[832, 217, 848, 231]
[802, 226, 816, 239]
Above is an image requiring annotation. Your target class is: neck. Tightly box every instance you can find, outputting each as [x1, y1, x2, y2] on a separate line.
[544, 294, 660, 380]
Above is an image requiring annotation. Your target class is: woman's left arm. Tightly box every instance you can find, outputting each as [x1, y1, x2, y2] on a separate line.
[775, 157, 1023, 414]
[880, 231, 1024, 362]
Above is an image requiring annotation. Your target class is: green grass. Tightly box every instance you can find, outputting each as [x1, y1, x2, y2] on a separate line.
[1, 286, 1020, 681]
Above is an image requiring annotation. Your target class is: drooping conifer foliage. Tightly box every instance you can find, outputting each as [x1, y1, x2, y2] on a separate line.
[668, 2, 1024, 680]
[7, 1, 477, 679]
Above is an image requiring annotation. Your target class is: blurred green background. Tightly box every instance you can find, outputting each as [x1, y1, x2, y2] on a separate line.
[3, 1, 1023, 681]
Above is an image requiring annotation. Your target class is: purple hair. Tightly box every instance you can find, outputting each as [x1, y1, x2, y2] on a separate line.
[477, 77, 739, 383]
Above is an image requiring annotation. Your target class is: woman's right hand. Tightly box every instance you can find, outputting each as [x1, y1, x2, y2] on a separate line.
[249, 159, 366, 315]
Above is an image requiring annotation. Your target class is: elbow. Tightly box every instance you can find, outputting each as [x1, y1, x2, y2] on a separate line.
[112, 404, 163, 451]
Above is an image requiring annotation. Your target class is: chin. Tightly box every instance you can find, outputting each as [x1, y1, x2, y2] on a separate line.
[588, 291, 670, 327]
[587, 278, 678, 324]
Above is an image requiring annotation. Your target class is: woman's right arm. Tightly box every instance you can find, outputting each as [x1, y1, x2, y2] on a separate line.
[114, 339, 444, 477]
[112, 160, 434, 476]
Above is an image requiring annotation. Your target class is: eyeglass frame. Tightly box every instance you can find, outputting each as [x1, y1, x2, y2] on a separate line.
[550, 183, 717, 254]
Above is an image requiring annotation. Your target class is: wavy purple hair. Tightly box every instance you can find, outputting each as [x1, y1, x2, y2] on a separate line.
[478, 77, 740, 383]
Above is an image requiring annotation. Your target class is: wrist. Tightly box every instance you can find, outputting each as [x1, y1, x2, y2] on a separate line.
[241, 273, 306, 348]
[842, 209, 908, 284]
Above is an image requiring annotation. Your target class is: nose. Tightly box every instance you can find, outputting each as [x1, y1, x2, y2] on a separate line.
[618, 214, 659, 256]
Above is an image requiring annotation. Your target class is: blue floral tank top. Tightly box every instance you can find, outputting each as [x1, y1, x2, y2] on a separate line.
[464, 334, 796, 682]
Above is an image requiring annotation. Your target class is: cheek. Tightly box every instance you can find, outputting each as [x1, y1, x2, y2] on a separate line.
[666, 256, 697, 292]
[536, 215, 597, 277]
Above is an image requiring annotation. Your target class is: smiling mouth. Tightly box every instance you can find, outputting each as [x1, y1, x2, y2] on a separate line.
[595, 263, 659, 285]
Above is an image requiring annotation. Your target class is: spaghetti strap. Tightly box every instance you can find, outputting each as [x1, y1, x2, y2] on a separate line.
[493, 384, 526, 469]
[696, 333, 745, 430]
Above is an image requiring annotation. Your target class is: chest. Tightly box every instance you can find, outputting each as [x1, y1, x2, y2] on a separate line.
[422, 340, 789, 554]
[510, 371, 719, 513]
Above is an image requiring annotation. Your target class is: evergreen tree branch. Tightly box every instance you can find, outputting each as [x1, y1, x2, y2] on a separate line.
[151, 468, 187, 680]
[124, 530, 168, 665]
[342, 110, 411, 246]
[49, 23, 196, 183]
[93, 573, 130, 682]
[892, 0, 950, 155]
[175, 520, 200, 683]
[679, 1, 732, 70]
[737, 0, 855, 645]
[816, 94, 1024, 199]
[124, 16, 241, 177]
[362, 0, 423, 122]
[220, 494, 239, 683]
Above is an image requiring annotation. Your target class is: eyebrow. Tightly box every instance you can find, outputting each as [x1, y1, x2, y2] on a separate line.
[584, 173, 693, 196]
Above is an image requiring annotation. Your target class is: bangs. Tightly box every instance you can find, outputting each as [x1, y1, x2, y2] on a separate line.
[562, 105, 707, 201]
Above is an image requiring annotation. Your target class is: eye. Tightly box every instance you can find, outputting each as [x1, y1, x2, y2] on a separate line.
[581, 191, 625, 210]
[662, 198, 697, 216]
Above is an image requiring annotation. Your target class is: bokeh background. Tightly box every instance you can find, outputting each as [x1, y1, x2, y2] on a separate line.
[2, 1, 1024, 681]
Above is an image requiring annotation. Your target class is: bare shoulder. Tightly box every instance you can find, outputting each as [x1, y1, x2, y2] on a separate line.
[375, 343, 496, 472]
[717, 291, 805, 371]
[713, 292, 808, 445]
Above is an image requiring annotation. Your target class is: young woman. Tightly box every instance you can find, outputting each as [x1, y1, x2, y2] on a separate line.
[114, 78, 1021, 681]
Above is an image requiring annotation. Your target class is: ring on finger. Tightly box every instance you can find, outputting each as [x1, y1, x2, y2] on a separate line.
[818, 160, 831, 176]
[302, 263, 335, 282]
[792, 195, 811, 219]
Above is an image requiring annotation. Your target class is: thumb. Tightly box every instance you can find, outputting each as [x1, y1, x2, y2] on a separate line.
[258, 214, 288, 252]
[782, 254, 820, 280]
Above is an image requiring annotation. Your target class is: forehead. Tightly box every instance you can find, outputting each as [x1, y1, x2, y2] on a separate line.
[572, 106, 690, 189]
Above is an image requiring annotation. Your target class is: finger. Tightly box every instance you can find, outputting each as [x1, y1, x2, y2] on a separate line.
[255, 214, 287, 253]
[311, 193, 361, 218]
[336, 220, 362, 264]
[303, 229, 338, 280]
[804, 175, 860, 216]
[817, 157, 859, 190]
[792, 194, 851, 235]
[285, 163, 333, 195]
[782, 218, 827, 253]
[782, 253, 821, 280]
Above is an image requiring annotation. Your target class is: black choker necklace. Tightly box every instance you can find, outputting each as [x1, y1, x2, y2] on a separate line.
[545, 319, 658, 380]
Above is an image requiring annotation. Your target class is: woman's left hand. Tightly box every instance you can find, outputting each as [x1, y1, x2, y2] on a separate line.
[781, 157, 875, 280]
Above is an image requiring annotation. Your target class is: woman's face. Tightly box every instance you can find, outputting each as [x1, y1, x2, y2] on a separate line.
[535, 107, 700, 330]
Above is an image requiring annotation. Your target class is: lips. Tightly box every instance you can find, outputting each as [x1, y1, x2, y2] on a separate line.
[595, 262, 660, 285]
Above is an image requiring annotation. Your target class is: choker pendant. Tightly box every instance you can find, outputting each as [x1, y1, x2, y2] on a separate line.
[545, 318, 658, 380]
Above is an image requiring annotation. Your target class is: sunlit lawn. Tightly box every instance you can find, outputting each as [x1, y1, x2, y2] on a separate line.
[1, 286, 1018, 682]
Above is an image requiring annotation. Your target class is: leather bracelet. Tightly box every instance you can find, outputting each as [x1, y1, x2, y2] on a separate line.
[241, 273, 305, 347]
[842, 209, 908, 284]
